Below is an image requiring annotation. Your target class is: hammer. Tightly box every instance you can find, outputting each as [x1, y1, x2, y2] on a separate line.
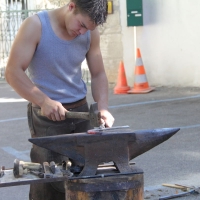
[13, 159, 42, 178]
[65, 102, 101, 127]
[38, 102, 101, 127]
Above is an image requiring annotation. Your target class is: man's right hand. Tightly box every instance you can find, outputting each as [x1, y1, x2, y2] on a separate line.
[40, 99, 67, 121]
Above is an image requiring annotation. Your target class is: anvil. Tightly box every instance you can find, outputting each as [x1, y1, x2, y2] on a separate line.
[29, 127, 180, 176]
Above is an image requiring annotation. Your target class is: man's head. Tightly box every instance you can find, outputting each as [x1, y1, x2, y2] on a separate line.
[70, 0, 108, 26]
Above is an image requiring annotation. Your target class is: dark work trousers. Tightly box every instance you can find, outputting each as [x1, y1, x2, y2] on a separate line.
[27, 102, 91, 200]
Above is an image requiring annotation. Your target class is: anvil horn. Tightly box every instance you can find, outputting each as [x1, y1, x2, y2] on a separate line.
[29, 127, 180, 176]
[129, 128, 180, 159]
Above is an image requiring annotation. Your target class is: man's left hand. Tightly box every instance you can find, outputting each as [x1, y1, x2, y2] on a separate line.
[100, 110, 115, 128]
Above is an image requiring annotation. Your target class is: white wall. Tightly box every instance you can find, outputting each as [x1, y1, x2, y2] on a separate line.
[120, 0, 200, 87]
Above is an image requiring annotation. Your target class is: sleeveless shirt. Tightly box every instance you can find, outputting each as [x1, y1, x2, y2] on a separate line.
[28, 11, 90, 103]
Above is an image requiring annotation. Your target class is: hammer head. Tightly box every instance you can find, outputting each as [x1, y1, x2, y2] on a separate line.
[89, 103, 101, 127]
[13, 159, 20, 178]
[13, 159, 24, 178]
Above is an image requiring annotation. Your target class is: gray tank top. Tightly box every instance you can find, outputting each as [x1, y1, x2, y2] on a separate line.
[28, 11, 90, 103]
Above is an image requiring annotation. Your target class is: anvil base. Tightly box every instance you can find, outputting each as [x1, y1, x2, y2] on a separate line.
[66, 165, 144, 200]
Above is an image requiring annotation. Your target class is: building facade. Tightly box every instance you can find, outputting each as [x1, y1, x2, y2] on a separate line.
[1, 0, 199, 87]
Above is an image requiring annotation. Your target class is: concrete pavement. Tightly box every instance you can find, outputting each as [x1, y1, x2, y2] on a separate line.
[0, 82, 200, 199]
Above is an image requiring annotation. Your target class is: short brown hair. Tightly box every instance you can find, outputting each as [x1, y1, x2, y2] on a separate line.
[71, 0, 108, 25]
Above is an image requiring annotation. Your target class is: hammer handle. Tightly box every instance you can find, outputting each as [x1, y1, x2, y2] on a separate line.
[37, 110, 89, 120]
[162, 183, 187, 190]
[65, 111, 89, 120]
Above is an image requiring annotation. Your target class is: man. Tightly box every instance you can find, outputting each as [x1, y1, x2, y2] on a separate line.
[5, 0, 114, 199]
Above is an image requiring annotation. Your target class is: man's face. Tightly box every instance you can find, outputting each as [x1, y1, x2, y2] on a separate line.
[66, 3, 97, 37]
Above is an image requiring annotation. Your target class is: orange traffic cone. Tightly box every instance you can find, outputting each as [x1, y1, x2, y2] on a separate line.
[114, 61, 130, 94]
[128, 48, 154, 94]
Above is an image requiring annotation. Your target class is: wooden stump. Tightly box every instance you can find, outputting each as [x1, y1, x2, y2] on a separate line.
[65, 166, 143, 200]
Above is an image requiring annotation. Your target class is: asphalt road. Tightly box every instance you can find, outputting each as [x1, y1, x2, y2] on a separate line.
[0, 82, 200, 200]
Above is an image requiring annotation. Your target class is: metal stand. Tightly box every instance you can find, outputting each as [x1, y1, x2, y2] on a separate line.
[0, 169, 68, 188]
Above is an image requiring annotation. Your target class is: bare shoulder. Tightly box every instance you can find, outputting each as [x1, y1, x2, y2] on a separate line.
[17, 14, 41, 43]
[6, 14, 42, 70]
[90, 27, 100, 48]
[90, 28, 100, 39]
[22, 14, 41, 30]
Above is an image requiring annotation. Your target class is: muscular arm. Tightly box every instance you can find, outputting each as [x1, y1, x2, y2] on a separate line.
[86, 28, 114, 127]
[5, 15, 66, 121]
